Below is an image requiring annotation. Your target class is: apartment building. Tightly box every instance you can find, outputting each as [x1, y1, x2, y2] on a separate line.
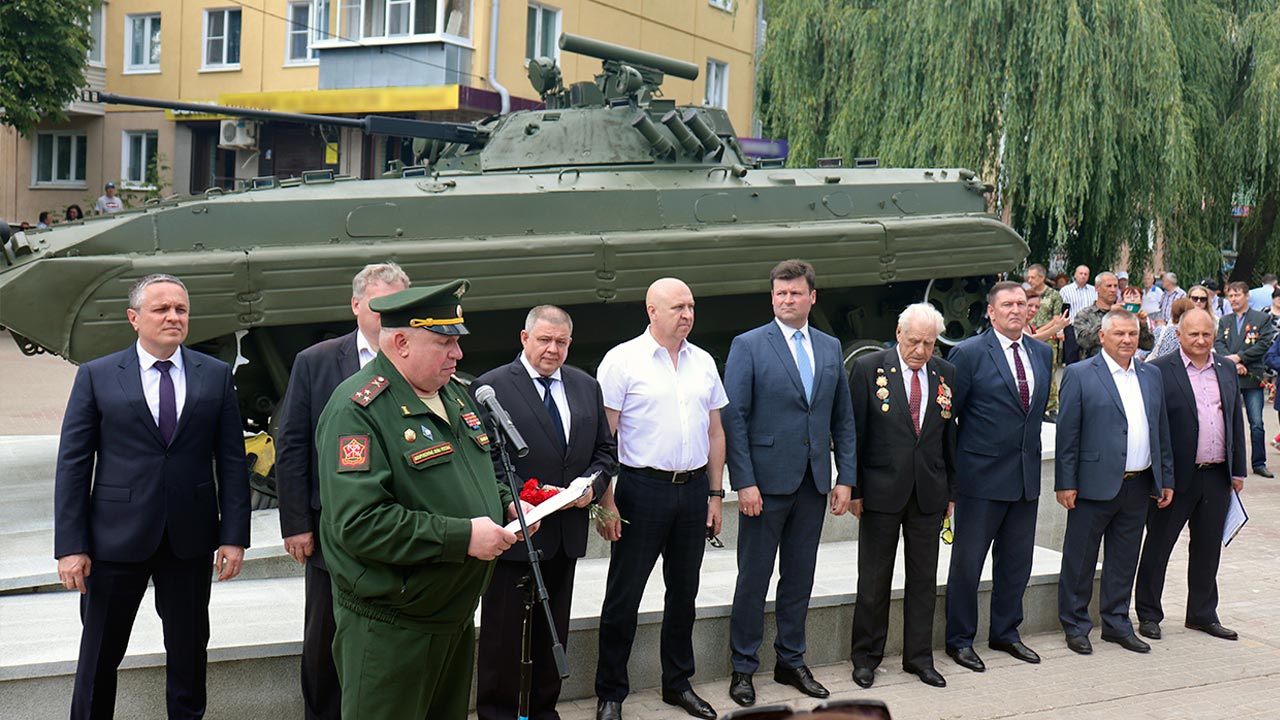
[0, 0, 761, 224]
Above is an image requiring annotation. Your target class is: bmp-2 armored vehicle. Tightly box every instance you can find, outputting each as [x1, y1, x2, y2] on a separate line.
[1, 33, 1026, 440]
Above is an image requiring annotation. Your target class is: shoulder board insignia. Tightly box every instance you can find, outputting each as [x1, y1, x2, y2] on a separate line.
[351, 376, 389, 407]
[410, 442, 454, 465]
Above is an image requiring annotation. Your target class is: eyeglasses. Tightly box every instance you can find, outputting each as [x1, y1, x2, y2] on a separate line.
[1190, 296, 1209, 303]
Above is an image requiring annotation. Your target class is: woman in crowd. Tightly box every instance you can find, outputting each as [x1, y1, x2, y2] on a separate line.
[64, 204, 84, 222]
[1147, 296, 1194, 360]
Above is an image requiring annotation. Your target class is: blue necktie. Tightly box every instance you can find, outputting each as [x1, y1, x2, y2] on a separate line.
[538, 376, 566, 451]
[154, 359, 176, 445]
[792, 330, 813, 402]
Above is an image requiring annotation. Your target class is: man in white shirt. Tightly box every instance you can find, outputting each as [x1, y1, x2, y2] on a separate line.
[94, 182, 124, 214]
[274, 262, 409, 720]
[1055, 308, 1174, 656]
[1249, 274, 1278, 311]
[594, 278, 727, 720]
[1058, 265, 1097, 364]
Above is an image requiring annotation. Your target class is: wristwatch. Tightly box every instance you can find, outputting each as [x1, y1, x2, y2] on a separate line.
[708, 489, 726, 498]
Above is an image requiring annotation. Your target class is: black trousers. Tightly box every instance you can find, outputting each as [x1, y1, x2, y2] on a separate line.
[1061, 326, 1081, 365]
[301, 557, 341, 720]
[71, 537, 212, 720]
[1058, 472, 1150, 638]
[476, 553, 577, 720]
[852, 490, 946, 671]
[944, 495, 1038, 649]
[595, 468, 708, 701]
[730, 475, 826, 674]
[1135, 464, 1232, 626]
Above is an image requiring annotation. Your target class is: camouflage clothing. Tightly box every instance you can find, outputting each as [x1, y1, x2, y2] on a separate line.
[1030, 285, 1063, 328]
[1072, 304, 1153, 359]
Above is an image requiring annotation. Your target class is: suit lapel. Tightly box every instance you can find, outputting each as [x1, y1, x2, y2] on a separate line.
[508, 361, 565, 454]
[118, 349, 166, 446]
[171, 346, 203, 443]
[1091, 354, 1126, 416]
[985, 331, 1023, 413]
[767, 323, 807, 401]
[882, 351, 915, 435]
[1169, 355, 1197, 426]
[919, 361, 940, 437]
[338, 330, 361, 378]
[809, 330, 827, 402]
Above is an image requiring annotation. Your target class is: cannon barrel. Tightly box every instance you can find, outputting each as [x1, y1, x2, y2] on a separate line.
[559, 33, 699, 81]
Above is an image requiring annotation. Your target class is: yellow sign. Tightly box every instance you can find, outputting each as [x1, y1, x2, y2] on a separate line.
[325, 142, 339, 164]
[219, 86, 461, 115]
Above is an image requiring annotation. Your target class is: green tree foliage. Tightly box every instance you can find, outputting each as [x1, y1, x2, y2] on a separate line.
[759, 0, 1280, 280]
[0, 0, 95, 136]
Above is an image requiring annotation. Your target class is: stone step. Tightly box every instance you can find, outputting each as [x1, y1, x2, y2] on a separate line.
[0, 539, 1078, 719]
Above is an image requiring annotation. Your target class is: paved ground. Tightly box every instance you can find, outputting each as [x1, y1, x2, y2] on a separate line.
[4, 333, 1279, 719]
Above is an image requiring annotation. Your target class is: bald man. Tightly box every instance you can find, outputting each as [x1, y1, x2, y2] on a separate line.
[593, 278, 728, 720]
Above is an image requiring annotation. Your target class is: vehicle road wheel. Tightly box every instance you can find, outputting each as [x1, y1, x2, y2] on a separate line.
[843, 339, 887, 374]
[924, 276, 996, 346]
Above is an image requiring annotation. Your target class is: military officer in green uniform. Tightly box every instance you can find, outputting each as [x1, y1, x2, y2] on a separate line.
[317, 279, 535, 720]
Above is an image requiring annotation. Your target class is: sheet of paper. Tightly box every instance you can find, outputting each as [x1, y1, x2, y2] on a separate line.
[504, 473, 599, 534]
[1223, 490, 1248, 547]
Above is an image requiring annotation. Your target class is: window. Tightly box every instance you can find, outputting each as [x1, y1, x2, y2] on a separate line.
[288, 1, 321, 63]
[709, 0, 733, 9]
[705, 58, 728, 109]
[123, 131, 159, 188]
[203, 9, 242, 68]
[87, 3, 105, 65]
[334, 0, 470, 42]
[34, 133, 88, 185]
[525, 3, 559, 62]
[126, 13, 161, 72]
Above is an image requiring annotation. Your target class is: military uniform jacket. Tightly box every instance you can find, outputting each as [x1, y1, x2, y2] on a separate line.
[317, 352, 514, 630]
[1215, 309, 1278, 389]
[1073, 304, 1154, 359]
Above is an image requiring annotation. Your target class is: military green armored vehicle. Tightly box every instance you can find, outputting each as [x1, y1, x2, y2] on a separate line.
[1, 33, 1025, 447]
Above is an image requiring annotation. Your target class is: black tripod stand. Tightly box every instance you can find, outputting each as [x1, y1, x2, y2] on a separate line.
[489, 418, 569, 720]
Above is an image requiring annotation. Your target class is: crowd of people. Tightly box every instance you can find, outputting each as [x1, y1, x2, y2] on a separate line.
[49, 258, 1276, 720]
[13, 182, 124, 231]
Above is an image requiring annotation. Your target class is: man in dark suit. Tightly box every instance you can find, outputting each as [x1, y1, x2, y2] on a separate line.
[944, 281, 1052, 673]
[54, 274, 251, 719]
[274, 262, 409, 719]
[1136, 308, 1247, 641]
[722, 260, 857, 706]
[472, 305, 617, 720]
[1214, 281, 1277, 477]
[1056, 308, 1174, 655]
[848, 303, 955, 689]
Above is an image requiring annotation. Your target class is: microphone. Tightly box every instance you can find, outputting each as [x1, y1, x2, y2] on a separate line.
[473, 385, 530, 457]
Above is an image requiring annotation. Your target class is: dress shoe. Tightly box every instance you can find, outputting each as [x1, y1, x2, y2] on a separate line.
[946, 646, 986, 672]
[773, 664, 829, 699]
[596, 699, 622, 720]
[1253, 466, 1274, 478]
[1065, 634, 1093, 655]
[852, 666, 875, 689]
[661, 688, 716, 720]
[904, 665, 946, 687]
[1186, 621, 1238, 640]
[989, 640, 1041, 664]
[1101, 632, 1151, 653]
[1138, 620, 1162, 640]
[729, 672, 755, 707]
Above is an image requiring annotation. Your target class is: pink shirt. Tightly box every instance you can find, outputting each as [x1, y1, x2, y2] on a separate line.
[1181, 349, 1226, 465]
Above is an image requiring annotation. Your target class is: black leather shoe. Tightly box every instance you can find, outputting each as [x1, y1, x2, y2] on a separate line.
[989, 640, 1041, 664]
[1138, 620, 1162, 640]
[1101, 632, 1151, 653]
[1186, 621, 1238, 640]
[1065, 634, 1093, 654]
[773, 664, 829, 699]
[661, 688, 716, 720]
[946, 646, 986, 672]
[729, 672, 755, 707]
[1253, 466, 1274, 478]
[596, 699, 622, 720]
[904, 665, 946, 687]
[852, 666, 875, 689]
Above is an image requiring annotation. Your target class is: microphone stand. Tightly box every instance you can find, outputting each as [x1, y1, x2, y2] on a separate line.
[488, 415, 569, 720]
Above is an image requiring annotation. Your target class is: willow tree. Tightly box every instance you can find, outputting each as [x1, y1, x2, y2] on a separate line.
[759, 0, 1280, 279]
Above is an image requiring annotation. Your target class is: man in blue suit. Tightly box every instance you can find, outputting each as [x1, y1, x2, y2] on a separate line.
[945, 281, 1053, 673]
[55, 274, 251, 719]
[1056, 308, 1174, 655]
[722, 260, 857, 707]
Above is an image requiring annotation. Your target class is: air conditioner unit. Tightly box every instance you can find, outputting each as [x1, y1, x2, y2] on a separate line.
[219, 119, 257, 149]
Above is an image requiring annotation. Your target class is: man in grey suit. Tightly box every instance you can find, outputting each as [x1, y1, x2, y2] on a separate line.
[1214, 281, 1277, 477]
[1056, 308, 1174, 655]
[722, 260, 857, 707]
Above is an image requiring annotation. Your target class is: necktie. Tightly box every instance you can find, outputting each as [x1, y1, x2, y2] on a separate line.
[538, 376, 566, 450]
[154, 359, 177, 444]
[1011, 341, 1030, 412]
[792, 330, 814, 402]
[909, 368, 922, 435]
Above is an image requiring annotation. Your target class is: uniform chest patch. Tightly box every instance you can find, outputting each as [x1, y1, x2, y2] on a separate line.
[337, 435, 371, 472]
[473, 432, 490, 448]
[410, 442, 454, 465]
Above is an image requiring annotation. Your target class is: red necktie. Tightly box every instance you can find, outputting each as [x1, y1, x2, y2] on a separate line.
[909, 369, 922, 436]
[1011, 341, 1030, 412]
